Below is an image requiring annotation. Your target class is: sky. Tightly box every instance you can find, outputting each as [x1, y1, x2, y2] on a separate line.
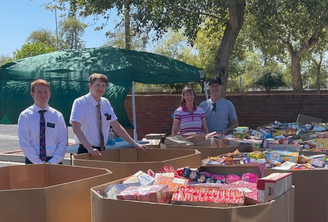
[0, 0, 117, 57]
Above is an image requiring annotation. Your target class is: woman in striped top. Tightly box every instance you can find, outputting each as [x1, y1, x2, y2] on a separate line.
[171, 86, 209, 136]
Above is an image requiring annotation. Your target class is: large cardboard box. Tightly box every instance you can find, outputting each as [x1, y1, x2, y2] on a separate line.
[91, 174, 294, 222]
[264, 168, 328, 222]
[72, 148, 201, 180]
[198, 165, 263, 178]
[296, 114, 322, 126]
[161, 144, 264, 160]
[0, 164, 113, 222]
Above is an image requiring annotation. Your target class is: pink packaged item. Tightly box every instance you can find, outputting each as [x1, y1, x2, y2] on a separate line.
[242, 173, 259, 183]
[226, 174, 241, 183]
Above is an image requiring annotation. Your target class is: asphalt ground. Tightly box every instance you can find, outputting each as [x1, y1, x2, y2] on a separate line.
[0, 124, 75, 153]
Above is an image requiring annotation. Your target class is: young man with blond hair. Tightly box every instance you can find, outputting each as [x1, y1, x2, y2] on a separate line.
[18, 79, 67, 164]
[70, 73, 147, 157]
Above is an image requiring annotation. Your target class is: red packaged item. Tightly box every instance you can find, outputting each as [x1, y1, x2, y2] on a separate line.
[176, 167, 185, 176]
[147, 169, 155, 178]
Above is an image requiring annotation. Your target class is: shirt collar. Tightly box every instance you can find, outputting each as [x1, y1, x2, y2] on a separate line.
[87, 92, 102, 106]
[33, 104, 50, 112]
[182, 104, 196, 112]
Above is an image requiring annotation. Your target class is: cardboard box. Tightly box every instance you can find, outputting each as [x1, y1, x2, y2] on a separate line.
[72, 148, 201, 180]
[296, 114, 322, 126]
[257, 173, 292, 202]
[197, 165, 263, 178]
[264, 168, 328, 222]
[221, 137, 256, 147]
[91, 178, 294, 222]
[164, 135, 194, 146]
[185, 133, 206, 144]
[161, 144, 264, 160]
[144, 133, 167, 148]
[316, 138, 328, 149]
[0, 164, 113, 222]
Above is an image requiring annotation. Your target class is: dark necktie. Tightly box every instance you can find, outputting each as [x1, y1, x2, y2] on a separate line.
[96, 103, 105, 151]
[39, 110, 47, 161]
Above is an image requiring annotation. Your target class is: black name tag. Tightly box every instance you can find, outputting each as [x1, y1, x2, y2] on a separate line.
[105, 113, 111, 120]
[47, 122, 55, 128]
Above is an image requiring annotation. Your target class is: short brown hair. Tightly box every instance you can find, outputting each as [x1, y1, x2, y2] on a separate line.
[89, 73, 108, 85]
[31, 79, 50, 93]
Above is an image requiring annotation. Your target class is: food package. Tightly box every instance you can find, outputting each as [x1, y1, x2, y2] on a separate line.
[185, 133, 206, 144]
[171, 186, 245, 206]
[117, 185, 171, 203]
[153, 175, 189, 192]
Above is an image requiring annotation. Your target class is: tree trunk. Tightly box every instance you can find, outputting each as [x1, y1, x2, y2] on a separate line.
[124, 0, 131, 50]
[284, 27, 321, 93]
[214, 0, 245, 98]
[290, 55, 303, 93]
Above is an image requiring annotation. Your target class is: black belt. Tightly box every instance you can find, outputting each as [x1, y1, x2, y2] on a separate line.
[78, 144, 101, 154]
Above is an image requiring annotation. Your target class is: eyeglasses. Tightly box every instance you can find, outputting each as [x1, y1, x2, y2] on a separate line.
[212, 103, 216, 112]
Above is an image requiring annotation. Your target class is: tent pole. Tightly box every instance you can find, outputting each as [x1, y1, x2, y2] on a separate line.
[204, 81, 208, 100]
[132, 81, 137, 140]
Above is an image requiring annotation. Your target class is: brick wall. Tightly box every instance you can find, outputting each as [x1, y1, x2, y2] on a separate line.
[123, 92, 328, 139]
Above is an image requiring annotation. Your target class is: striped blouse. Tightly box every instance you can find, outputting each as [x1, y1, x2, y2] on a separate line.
[174, 105, 205, 135]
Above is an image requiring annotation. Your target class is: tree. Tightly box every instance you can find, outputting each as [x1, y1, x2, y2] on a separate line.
[0, 55, 13, 66]
[56, 0, 245, 97]
[54, 0, 149, 50]
[58, 16, 86, 49]
[27, 28, 57, 48]
[104, 29, 146, 51]
[13, 42, 57, 60]
[254, 72, 286, 92]
[249, 0, 328, 93]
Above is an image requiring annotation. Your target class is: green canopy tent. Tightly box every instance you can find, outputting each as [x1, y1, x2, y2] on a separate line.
[0, 46, 205, 139]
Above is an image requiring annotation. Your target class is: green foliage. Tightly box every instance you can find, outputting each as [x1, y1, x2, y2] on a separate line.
[58, 17, 86, 49]
[104, 30, 146, 51]
[0, 55, 13, 67]
[27, 28, 57, 48]
[13, 42, 57, 60]
[254, 72, 286, 92]
[248, 0, 328, 92]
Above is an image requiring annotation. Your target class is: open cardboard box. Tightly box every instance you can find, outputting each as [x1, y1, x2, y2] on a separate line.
[72, 148, 201, 180]
[264, 168, 328, 222]
[0, 164, 113, 222]
[161, 144, 265, 160]
[197, 164, 263, 178]
[91, 170, 294, 222]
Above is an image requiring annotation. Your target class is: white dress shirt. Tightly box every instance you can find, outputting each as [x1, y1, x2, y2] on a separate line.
[70, 93, 117, 147]
[18, 104, 68, 164]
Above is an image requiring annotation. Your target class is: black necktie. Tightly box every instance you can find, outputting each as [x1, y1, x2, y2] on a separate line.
[39, 110, 47, 161]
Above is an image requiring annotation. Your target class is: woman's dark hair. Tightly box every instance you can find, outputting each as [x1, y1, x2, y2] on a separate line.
[180, 86, 196, 106]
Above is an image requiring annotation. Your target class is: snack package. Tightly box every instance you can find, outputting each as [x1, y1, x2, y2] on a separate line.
[117, 185, 171, 203]
[242, 173, 258, 183]
[226, 174, 241, 184]
[154, 175, 189, 192]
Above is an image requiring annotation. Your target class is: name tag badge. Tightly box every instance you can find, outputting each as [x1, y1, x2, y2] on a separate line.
[47, 122, 55, 128]
[105, 113, 111, 120]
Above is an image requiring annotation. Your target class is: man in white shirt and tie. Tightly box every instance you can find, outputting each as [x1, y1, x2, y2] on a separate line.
[18, 79, 67, 164]
[70, 73, 147, 157]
